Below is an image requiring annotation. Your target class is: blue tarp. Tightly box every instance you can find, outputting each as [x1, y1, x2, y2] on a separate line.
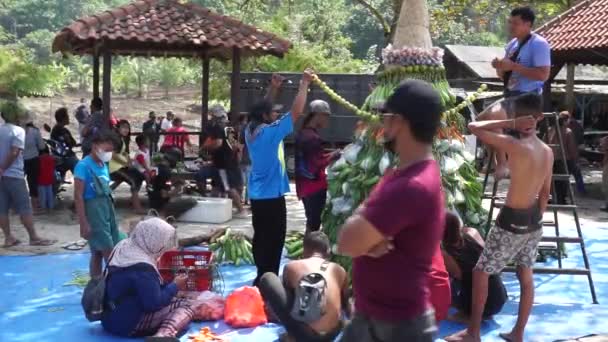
[1, 221, 608, 341]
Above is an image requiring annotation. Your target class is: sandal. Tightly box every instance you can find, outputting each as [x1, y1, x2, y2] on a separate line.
[62, 240, 88, 250]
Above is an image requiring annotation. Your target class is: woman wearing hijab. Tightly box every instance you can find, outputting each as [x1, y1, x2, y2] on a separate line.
[102, 217, 193, 342]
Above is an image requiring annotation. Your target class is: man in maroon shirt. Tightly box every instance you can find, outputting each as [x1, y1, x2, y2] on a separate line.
[337, 80, 445, 341]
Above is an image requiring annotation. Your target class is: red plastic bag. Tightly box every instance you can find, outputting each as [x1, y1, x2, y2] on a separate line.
[193, 291, 226, 322]
[224, 286, 268, 328]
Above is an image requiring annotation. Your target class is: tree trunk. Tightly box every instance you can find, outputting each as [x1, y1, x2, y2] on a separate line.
[392, 0, 432, 49]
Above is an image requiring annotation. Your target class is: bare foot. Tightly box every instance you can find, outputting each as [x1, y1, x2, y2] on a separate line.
[29, 238, 57, 246]
[444, 329, 481, 342]
[3, 238, 21, 248]
[499, 331, 523, 342]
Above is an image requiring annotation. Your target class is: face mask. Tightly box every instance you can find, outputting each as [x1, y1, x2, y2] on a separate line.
[97, 149, 113, 163]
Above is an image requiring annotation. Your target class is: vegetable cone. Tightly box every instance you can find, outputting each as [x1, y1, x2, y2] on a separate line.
[314, 46, 487, 275]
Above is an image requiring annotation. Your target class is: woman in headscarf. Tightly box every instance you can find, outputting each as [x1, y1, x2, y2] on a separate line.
[101, 217, 193, 342]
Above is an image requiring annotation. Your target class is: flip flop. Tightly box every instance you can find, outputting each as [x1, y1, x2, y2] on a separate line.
[62, 240, 88, 250]
[30, 239, 57, 247]
[3, 239, 22, 248]
[499, 333, 513, 342]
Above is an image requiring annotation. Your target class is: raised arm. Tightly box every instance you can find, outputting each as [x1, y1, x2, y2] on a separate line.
[290, 69, 315, 123]
[265, 73, 284, 103]
[467, 116, 535, 155]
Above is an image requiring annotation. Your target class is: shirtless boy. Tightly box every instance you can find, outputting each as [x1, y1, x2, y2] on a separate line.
[259, 232, 349, 342]
[446, 93, 553, 342]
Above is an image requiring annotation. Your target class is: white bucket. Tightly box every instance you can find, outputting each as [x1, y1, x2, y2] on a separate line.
[178, 197, 233, 224]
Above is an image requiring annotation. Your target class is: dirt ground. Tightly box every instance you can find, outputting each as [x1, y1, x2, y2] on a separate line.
[21, 87, 208, 135]
[1, 166, 606, 256]
[3, 90, 608, 255]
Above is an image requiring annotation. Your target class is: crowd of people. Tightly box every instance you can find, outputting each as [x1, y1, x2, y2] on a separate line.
[0, 6, 596, 342]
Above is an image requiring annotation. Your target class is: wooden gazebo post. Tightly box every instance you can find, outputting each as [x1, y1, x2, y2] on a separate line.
[92, 54, 100, 99]
[200, 55, 210, 145]
[230, 47, 241, 122]
[102, 49, 112, 126]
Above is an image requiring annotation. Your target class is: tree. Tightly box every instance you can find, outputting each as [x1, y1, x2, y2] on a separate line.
[153, 58, 193, 99]
[20, 29, 55, 63]
[0, 46, 66, 97]
[67, 57, 92, 91]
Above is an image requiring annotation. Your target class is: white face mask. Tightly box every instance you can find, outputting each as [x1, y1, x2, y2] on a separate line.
[97, 149, 113, 163]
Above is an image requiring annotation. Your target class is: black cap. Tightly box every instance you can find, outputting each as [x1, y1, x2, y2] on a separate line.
[385, 80, 443, 143]
[386, 80, 442, 119]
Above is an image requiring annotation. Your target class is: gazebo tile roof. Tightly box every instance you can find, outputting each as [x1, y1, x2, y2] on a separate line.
[537, 0, 608, 53]
[52, 0, 290, 58]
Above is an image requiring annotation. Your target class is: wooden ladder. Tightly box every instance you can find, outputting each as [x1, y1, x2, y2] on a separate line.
[481, 112, 598, 304]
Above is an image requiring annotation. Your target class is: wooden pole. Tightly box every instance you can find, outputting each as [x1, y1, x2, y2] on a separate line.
[93, 54, 100, 99]
[230, 48, 241, 123]
[102, 50, 112, 128]
[201, 56, 210, 146]
[565, 63, 576, 113]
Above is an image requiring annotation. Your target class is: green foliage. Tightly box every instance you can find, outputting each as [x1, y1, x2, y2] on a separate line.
[0, 46, 65, 97]
[153, 58, 195, 98]
[20, 29, 55, 63]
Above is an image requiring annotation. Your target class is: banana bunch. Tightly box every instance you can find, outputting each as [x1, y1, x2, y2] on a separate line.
[285, 231, 305, 259]
[210, 229, 253, 266]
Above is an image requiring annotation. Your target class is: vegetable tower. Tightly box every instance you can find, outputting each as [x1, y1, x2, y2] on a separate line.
[317, 0, 487, 275]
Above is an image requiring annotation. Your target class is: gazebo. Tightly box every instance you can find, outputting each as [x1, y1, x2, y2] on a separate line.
[536, 0, 608, 114]
[51, 0, 291, 133]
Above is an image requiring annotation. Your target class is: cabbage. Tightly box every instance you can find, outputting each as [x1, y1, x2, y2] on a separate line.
[452, 153, 466, 170]
[331, 156, 347, 170]
[379, 152, 391, 174]
[331, 197, 354, 215]
[449, 139, 465, 152]
[442, 156, 459, 174]
[343, 144, 362, 164]
[342, 182, 351, 196]
[361, 157, 373, 171]
[454, 189, 466, 204]
[466, 211, 480, 225]
[437, 140, 450, 153]
[461, 150, 475, 163]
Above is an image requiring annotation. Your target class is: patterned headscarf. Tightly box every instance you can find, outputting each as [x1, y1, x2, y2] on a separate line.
[109, 217, 177, 277]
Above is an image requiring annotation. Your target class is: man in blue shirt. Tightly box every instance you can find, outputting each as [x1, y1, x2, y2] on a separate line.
[246, 69, 315, 286]
[479, 6, 551, 180]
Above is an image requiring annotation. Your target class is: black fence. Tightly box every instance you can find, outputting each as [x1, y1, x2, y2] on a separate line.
[238, 72, 375, 145]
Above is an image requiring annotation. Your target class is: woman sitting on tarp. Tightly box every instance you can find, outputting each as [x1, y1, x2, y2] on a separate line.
[442, 211, 507, 321]
[102, 217, 193, 342]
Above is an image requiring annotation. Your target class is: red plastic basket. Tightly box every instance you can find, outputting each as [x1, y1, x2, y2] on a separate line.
[158, 250, 214, 292]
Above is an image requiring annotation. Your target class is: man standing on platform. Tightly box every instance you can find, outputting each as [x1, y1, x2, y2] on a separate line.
[479, 6, 551, 179]
[337, 80, 445, 341]
[446, 94, 553, 342]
